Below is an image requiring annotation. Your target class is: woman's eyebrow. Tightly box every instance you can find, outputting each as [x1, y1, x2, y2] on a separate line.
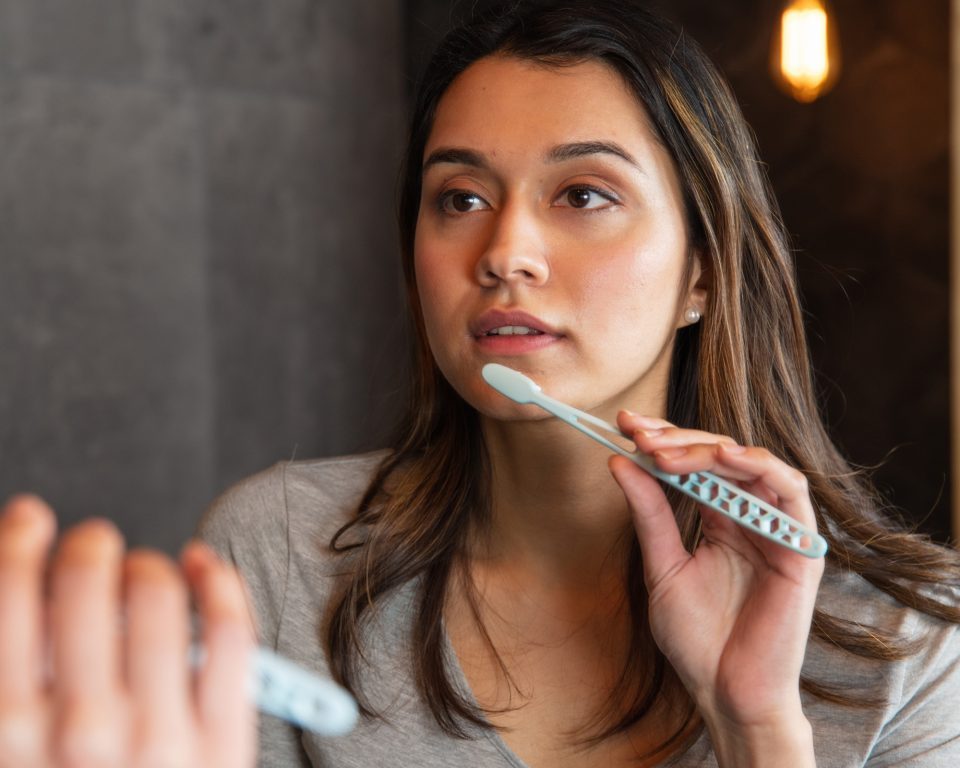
[421, 141, 641, 172]
[546, 141, 642, 170]
[422, 147, 488, 171]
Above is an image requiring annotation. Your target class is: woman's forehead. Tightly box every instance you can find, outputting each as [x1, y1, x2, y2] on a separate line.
[424, 55, 659, 160]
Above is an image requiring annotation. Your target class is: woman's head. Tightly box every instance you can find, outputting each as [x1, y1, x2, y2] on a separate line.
[399, 0, 808, 443]
[414, 54, 705, 420]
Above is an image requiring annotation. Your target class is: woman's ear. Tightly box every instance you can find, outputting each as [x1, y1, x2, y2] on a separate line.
[679, 249, 710, 328]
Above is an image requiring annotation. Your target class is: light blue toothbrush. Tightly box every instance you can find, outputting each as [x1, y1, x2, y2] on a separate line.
[481, 363, 828, 559]
[248, 647, 358, 735]
[183, 643, 357, 736]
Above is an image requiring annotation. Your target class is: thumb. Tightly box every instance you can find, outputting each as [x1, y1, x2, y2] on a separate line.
[608, 455, 690, 591]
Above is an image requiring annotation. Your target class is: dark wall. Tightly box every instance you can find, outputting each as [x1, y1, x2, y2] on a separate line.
[405, 0, 952, 540]
[1, 1, 408, 553]
[666, 0, 951, 541]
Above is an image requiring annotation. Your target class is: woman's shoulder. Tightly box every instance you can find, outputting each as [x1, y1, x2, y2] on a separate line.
[802, 564, 960, 765]
[815, 562, 960, 636]
[197, 449, 388, 547]
[195, 450, 389, 646]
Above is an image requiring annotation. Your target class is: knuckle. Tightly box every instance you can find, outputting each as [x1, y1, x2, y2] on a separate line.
[60, 519, 124, 557]
[125, 551, 186, 599]
[788, 468, 810, 495]
[752, 446, 773, 463]
[132, 727, 196, 768]
[55, 700, 126, 768]
[0, 701, 47, 767]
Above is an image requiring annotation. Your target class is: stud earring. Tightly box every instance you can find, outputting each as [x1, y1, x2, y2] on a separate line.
[684, 307, 702, 324]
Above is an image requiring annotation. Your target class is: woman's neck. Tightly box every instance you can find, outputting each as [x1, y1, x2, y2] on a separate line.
[473, 415, 636, 591]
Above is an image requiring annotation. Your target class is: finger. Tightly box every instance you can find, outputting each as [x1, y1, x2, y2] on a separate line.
[0, 495, 56, 766]
[618, 412, 674, 430]
[124, 550, 195, 764]
[50, 518, 127, 766]
[653, 443, 823, 570]
[655, 443, 818, 530]
[182, 542, 256, 768]
[0, 495, 56, 699]
[50, 519, 124, 700]
[646, 442, 761, 483]
[741, 477, 779, 507]
[632, 427, 739, 455]
[608, 455, 690, 591]
[715, 444, 817, 527]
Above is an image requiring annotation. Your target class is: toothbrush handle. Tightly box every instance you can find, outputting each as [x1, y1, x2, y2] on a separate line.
[188, 644, 358, 736]
[559, 417, 826, 558]
[650, 466, 827, 558]
[533, 395, 827, 558]
[249, 647, 358, 736]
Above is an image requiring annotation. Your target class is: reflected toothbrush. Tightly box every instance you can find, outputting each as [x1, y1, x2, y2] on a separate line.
[481, 363, 827, 559]
[248, 647, 358, 735]
[183, 643, 357, 736]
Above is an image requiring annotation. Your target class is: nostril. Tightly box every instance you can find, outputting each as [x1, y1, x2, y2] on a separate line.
[476, 248, 549, 286]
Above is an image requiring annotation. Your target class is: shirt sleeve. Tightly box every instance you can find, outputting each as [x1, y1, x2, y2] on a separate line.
[197, 462, 315, 768]
[866, 613, 960, 766]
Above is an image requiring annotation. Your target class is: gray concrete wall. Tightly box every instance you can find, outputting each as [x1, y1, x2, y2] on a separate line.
[0, 1, 408, 552]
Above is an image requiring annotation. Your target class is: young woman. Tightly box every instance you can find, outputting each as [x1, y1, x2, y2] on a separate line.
[2, 2, 959, 766]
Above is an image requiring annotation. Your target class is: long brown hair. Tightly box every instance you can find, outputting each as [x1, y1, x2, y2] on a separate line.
[327, 0, 960, 756]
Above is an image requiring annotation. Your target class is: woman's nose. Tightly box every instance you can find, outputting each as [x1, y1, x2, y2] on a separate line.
[474, 206, 550, 288]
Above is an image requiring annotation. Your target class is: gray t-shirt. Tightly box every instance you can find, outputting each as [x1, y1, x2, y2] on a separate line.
[198, 452, 960, 767]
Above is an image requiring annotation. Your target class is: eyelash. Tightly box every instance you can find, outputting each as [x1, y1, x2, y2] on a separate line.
[435, 185, 620, 215]
[558, 184, 619, 211]
[436, 190, 488, 215]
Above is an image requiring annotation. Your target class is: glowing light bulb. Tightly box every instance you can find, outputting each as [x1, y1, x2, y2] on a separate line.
[773, 0, 839, 102]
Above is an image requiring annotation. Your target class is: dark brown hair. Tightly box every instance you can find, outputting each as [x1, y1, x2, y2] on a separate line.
[327, 0, 960, 758]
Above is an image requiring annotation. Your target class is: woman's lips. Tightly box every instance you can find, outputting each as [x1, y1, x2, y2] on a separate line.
[470, 309, 563, 354]
[474, 332, 561, 354]
[470, 309, 561, 336]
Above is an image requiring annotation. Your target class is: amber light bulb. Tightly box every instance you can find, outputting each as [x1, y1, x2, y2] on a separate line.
[772, 0, 840, 102]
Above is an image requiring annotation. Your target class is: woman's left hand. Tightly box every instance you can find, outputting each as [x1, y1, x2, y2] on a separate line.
[608, 412, 824, 767]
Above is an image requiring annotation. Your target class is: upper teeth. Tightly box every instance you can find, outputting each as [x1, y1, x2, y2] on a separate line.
[487, 326, 542, 336]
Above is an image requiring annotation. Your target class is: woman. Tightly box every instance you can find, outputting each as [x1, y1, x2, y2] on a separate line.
[2, 1, 959, 766]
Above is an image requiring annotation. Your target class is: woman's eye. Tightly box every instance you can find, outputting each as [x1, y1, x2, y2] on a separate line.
[557, 186, 616, 210]
[438, 191, 489, 214]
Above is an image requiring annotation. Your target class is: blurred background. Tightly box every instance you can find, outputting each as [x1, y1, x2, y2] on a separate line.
[0, 0, 951, 552]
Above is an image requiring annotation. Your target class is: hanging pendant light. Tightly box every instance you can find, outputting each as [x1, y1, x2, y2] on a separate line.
[771, 0, 840, 102]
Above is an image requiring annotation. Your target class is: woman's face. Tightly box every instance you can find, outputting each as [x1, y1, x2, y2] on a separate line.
[414, 55, 705, 421]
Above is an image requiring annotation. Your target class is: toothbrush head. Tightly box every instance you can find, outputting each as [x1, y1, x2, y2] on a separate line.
[481, 364, 542, 405]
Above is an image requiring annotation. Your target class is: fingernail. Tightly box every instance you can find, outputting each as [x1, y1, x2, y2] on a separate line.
[720, 443, 746, 454]
[640, 428, 664, 438]
[655, 446, 688, 459]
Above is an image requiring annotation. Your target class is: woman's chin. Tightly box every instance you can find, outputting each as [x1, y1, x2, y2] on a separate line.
[453, 379, 550, 422]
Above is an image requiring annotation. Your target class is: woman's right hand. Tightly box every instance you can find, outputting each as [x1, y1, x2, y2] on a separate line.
[0, 494, 257, 768]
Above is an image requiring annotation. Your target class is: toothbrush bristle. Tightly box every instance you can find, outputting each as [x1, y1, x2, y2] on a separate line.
[481, 363, 540, 404]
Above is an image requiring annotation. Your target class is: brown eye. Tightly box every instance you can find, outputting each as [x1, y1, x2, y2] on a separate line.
[567, 188, 593, 208]
[453, 193, 479, 212]
[558, 185, 617, 210]
[439, 191, 488, 214]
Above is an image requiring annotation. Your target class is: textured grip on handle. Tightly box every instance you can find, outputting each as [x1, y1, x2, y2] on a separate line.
[662, 469, 827, 558]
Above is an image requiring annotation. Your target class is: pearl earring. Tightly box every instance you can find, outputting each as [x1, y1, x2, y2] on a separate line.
[684, 308, 702, 324]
